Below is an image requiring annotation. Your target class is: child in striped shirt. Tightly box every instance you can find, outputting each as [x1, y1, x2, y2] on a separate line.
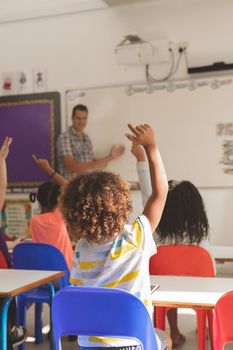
[33, 123, 168, 350]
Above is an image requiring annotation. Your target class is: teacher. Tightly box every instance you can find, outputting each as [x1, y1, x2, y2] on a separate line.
[57, 104, 124, 180]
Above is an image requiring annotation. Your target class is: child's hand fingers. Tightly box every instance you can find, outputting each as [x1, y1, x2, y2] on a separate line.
[4, 137, 12, 147]
[135, 125, 146, 133]
[0, 137, 12, 158]
[140, 124, 150, 131]
[32, 154, 38, 163]
[126, 134, 137, 142]
[136, 124, 151, 133]
[128, 124, 140, 137]
[144, 123, 150, 129]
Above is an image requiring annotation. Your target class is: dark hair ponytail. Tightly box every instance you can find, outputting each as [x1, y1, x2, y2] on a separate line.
[36, 181, 60, 211]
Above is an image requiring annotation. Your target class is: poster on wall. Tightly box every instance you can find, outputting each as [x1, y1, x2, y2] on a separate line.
[217, 122, 233, 174]
[2, 72, 16, 95]
[0, 68, 47, 95]
[16, 70, 33, 94]
[0, 199, 32, 238]
[33, 68, 47, 92]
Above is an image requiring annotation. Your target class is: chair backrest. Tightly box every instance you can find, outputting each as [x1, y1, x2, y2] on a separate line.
[52, 286, 158, 350]
[213, 290, 233, 350]
[149, 245, 215, 277]
[0, 228, 12, 267]
[13, 242, 70, 288]
[0, 250, 8, 269]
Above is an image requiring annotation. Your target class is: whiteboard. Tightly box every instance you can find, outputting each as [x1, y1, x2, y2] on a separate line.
[66, 83, 233, 187]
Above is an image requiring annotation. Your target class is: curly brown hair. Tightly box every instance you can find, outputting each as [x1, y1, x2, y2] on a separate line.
[59, 171, 132, 243]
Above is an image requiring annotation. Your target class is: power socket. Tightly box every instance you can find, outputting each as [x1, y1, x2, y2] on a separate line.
[168, 41, 189, 53]
[177, 41, 189, 51]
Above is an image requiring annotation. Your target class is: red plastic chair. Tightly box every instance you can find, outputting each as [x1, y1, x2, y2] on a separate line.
[0, 251, 8, 269]
[213, 290, 233, 350]
[149, 245, 215, 350]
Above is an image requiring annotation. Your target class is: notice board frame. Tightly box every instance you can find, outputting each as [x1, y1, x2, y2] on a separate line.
[0, 92, 60, 190]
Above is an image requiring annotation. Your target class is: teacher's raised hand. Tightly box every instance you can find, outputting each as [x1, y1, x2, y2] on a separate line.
[110, 145, 125, 159]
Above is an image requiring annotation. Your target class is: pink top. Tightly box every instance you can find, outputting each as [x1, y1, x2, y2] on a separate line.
[29, 208, 73, 269]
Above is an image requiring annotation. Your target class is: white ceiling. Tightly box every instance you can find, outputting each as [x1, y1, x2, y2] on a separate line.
[104, 0, 155, 5]
[0, 0, 154, 24]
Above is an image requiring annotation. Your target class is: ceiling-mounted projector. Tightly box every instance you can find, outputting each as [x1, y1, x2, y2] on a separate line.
[115, 34, 169, 65]
[115, 42, 154, 65]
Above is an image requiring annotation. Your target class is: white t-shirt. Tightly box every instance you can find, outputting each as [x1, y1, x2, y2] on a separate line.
[70, 215, 156, 347]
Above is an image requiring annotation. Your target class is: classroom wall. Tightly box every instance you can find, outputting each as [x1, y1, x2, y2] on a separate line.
[1, 0, 233, 245]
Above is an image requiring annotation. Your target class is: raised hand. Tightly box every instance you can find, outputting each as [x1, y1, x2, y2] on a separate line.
[110, 144, 125, 159]
[32, 154, 68, 186]
[127, 123, 168, 233]
[126, 124, 155, 147]
[0, 137, 12, 160]
[32, 155, 54, 175]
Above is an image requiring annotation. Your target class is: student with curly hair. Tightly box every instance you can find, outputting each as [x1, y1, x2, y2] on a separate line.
[33, 123, 169, 350]
[132, 144, 211, 348]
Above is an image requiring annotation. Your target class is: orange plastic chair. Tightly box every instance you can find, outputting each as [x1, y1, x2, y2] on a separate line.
[213, 290, 233, 350]
[149, 245, 215, 350]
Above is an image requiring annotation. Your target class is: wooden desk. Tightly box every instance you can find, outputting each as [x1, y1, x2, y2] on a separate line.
[211, 245, 233, 263]
[0, 269, 64, 350]
[151, 275, 233, 309]
[151, 275, 233, 350]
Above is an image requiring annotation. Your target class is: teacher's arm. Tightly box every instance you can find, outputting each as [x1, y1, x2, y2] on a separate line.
[62, 144, 125, 173]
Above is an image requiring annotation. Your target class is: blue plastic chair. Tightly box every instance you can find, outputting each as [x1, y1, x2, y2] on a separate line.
[52, 286, 159, 350]
[13, 242, 71, 349]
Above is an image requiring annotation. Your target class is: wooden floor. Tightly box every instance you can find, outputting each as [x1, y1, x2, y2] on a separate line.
[23, 261, 233, 350]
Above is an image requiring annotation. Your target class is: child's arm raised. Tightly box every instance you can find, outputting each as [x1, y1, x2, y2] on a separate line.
[126, 123, 168, 232]
[32, 155, 68, 187]
[0, 137, 12, 211]
[131, 142, 152, 207]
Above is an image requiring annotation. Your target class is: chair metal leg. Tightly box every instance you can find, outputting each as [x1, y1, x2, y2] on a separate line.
[47, 282, 55, 350]
[0, 297, 13, 350]
[16, 295, 27, 350]
[35, 303, 43, 344]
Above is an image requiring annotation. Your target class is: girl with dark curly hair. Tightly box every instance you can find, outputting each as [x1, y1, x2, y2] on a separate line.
[33, 123, 169, 350]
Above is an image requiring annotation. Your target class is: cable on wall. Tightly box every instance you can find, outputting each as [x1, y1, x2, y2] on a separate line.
[145, 48, 174, 83]
[145, 46, 186, 83]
